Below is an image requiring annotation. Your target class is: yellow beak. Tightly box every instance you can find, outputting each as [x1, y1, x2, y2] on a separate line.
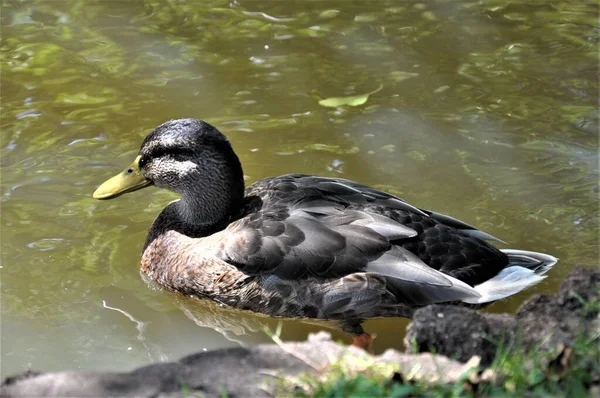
[93, 156, 152, 200]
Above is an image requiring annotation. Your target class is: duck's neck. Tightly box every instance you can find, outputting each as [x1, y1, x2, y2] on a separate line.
[142, 203, 215, 252]
[177, 190, 231, 227]
[143, 157, 246, 251]
[143, 195, 241, 252]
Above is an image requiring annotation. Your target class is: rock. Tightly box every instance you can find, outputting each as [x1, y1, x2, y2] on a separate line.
[405, 266, 599, 365]
[517, 265, 600, 344]
[376, 350, 481, 385]
[404, 305, 514, 365]
[1, 345, 310, 398]
[1, 332, 471, 398]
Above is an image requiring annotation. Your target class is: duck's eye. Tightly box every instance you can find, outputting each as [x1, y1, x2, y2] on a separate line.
[126, 168, 133, 174]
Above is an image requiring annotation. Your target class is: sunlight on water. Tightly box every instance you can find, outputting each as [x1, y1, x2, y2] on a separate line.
[1, 0, 598, 377]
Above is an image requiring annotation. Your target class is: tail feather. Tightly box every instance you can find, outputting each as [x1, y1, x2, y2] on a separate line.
[462, 249, 557, 304]
[500, 249, 557, 276]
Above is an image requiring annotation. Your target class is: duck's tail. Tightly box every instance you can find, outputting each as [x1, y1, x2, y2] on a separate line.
[462, 249, 558, 304]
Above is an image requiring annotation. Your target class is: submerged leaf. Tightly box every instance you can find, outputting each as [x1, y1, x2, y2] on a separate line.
[390, 71, 420, 82]
[318, 84, 383, 108]
[318, 9, 340, 19]
[305, 143, 360, 154]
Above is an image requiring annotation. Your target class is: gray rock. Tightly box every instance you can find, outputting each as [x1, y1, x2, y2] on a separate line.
[404, 304, 508, 365]
[1, 346, 310, 397]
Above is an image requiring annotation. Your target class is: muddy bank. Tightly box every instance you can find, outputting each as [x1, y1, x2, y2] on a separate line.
[2, 266, 598, 397]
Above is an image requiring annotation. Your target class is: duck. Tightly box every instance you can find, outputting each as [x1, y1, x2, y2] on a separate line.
[93, 118, 557, 348]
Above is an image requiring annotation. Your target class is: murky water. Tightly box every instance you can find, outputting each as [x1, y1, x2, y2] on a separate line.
[1, 0, 598, 377]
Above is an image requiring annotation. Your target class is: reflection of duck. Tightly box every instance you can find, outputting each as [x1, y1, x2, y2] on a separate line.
[93, 118, 557, 348]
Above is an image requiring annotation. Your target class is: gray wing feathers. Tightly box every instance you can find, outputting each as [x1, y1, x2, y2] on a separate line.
[366, 247, 481, 305]
[218, 216, 344, 276]
[344, 211, 417, 240]
[366, 247, 453, 287]
[460, 229, 506, 244]
[424, 210, 505, 243]
[216, 206, 418, 278]
[295, 207, 417, 240]
[337, 180, 429, 216]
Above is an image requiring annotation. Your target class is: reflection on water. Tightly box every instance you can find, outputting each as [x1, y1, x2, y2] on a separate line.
[1, 0, 598, 377]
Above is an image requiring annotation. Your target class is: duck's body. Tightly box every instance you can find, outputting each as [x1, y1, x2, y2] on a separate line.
[140, 173, 510, 320]
[94, 119, 557, 338]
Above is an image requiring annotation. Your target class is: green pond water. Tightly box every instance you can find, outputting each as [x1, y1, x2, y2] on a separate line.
[1, 0, 598, 377]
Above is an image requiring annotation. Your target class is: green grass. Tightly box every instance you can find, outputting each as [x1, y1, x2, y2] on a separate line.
[482, 330, 599, 397]
[570, 291, 600, 318]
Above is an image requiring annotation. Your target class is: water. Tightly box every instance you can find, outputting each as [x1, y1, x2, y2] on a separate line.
[1, 0, 598, 377]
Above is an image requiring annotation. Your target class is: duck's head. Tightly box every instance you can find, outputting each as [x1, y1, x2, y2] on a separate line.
[93, 119, 245, 224]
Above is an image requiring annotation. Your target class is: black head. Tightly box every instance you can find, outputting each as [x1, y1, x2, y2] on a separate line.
[137, 119, 242, 194]
[94, 118, 245, 224]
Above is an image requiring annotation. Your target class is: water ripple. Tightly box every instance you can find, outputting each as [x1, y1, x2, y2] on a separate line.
[27, 238, 68, 252]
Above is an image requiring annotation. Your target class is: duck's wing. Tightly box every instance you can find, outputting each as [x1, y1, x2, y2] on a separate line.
[215, 203, 416, 278]
[209, 177, 482, 304]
